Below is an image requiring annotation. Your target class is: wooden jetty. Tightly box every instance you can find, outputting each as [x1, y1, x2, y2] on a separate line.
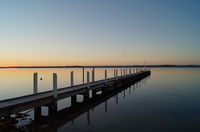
[0, 68, 151, 120]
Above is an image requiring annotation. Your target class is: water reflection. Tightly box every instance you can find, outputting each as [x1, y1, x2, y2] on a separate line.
[0, 74, 150, 132]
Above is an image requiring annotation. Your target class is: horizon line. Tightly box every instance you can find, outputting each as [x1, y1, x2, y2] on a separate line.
[0, 64, 200, 68]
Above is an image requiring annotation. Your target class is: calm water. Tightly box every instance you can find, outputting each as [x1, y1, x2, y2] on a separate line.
[0, 68, 200, 132]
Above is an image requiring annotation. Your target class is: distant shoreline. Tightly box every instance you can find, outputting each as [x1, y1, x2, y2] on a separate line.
[0, 65, 200, 68]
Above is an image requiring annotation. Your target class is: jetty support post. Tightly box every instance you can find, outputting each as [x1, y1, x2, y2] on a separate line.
[105, 70, 107, 84]
[83, 71, 90, 101]
[48, 73, 58, 115]
[71, 95, 77, 106]
[115, 69, 118, 80]
[82, 67, 85, 83]
[114, 69, 116, 78]
[33, 72, 38, 94]
[87, 71, 90, 89]
[70, 71, 77, 106]
[92, 67, 95, 82]
[33, 72, 41, 120]
[71, 71, 74, 86]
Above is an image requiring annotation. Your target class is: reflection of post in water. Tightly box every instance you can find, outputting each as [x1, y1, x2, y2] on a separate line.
[87, 110, 90, 126]
[105, 101, 108, 113]
[133, 84, 135, 91]
[116, 93, 118, 104]
[144, 78, 147, 87]
[71, 119, 74, 125]
[139, 81, 141, 87]
[123, 90, 126, 99]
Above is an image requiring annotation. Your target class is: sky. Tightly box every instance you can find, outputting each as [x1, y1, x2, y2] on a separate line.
[0, 0, 200, 66]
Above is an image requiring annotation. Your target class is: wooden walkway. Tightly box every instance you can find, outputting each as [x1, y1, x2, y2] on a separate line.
[0, 70, 151, 118]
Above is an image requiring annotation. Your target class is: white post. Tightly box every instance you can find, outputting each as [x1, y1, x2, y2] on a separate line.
[114, 69, 116, 78]
[105, 70, 107, 83]
[116, 69, 118, 80]
[87, 71, 90, 88]
[33, 73, 38, 94]
[82, 67, 85, 83]
[121, 69, 122, 76]
[124, 69, 126, 76]
[92, 68, 95, 82]
[53, 73, 58, 99]
[71, 71, 74, 86]
[93, 67, 95, 82]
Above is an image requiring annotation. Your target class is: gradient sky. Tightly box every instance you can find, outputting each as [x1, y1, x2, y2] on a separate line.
[0, 0, 200, 66]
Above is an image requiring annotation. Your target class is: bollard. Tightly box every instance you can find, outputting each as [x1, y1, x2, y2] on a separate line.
[82, 67, 85, 83]
[105, 70, 107, 83]
[71, 71, 74, 86]
[115, 69, 118, 80]
[53, 73, 58, 99]
[87, 71, 90, 88]
[92, 67, 95, 82]
[33, 73, 38, 94]
[121, 69, 122, 76]
[92, 68, 95, 82]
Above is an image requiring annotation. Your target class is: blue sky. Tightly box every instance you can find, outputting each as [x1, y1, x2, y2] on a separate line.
[0, 0, 199, 66]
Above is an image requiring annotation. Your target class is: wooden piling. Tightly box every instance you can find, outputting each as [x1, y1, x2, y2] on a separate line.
[82, 67, 85, 83]
[71, 71, 74, 86]
[33, 73, 38, 94]
[92, 67, 95, 82]
[105, 70, 107, 83]
[87, 71, 90, 88]
[92, 68, 95, 82]
[53, 73, 58, 99]
[33, 73, 41, 120]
